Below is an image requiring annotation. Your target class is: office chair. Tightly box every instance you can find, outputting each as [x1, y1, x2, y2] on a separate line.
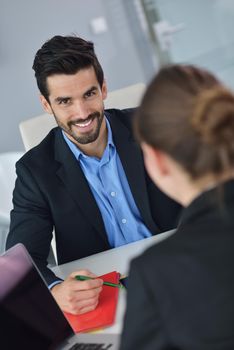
[0, 152, 24, 253]
[19, 82, 145, 263]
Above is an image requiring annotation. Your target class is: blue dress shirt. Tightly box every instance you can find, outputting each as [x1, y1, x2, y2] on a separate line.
[62, 117, 152, 248]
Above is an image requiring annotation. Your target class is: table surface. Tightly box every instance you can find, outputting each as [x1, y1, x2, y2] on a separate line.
[52, 229, 175, 333]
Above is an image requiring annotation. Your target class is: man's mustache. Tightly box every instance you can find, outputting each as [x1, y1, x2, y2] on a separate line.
[68, 112, 100, 127]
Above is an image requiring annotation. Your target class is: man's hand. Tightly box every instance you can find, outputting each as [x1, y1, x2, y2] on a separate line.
[51, 269, 103, 315]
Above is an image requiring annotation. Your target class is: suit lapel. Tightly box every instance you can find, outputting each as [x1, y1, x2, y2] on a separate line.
[53, 128, 109, 246]
[106, 110, 158, 233]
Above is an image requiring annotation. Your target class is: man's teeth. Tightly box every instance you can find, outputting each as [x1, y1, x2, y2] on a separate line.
[75, 119, 92, 128]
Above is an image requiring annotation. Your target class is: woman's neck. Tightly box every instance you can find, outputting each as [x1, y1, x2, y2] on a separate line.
[179, 172, 234, 207]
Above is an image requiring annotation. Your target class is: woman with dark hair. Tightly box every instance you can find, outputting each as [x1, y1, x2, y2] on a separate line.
[120, 65, 234, 350]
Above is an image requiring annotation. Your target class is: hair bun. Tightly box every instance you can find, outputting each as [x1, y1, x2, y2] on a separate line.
[191, 87, 234, 146]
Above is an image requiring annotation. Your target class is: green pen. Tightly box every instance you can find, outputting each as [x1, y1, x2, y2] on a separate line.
[75, 275, 124, 289]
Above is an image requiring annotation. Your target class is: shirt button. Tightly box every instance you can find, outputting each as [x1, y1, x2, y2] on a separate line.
[111, 191, 116, 197]
[122, 218, 127, 224]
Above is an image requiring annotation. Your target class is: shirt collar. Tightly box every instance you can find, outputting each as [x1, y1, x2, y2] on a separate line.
[62, 115, 115, 161]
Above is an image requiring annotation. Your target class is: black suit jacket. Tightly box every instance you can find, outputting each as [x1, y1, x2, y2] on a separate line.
[120, 180, 234, 350]
[6, 109, 180, 285]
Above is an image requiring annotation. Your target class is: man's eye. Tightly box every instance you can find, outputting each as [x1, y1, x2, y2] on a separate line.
[59, 98, 70, 105]
[85, 90, 96, 98]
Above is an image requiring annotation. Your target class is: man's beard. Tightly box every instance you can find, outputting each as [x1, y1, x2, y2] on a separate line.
[54, 111, 104, 145]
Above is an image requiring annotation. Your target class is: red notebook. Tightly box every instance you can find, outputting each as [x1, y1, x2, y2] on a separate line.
[64, 271, 120, 333]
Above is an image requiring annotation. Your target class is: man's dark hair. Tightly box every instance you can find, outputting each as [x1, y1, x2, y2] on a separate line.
[32, 35, 104, 101]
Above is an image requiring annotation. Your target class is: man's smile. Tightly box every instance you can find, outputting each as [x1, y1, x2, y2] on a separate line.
[69, 113, 99, 133]
[74, 119, 93, 128]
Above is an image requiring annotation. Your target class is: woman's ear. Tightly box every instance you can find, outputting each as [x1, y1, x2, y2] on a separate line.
[141, 143, 170, 178]
[141, 142, 184, 203]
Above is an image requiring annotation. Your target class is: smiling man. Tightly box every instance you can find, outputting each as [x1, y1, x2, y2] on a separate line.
[6, 35, 181, 314]
[41, 67, 107, 157]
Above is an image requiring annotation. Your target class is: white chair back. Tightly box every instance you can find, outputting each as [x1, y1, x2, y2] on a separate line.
[0, 152, 24, 252]
[19, 114, 56, 152]
[104, 82, 145, 109]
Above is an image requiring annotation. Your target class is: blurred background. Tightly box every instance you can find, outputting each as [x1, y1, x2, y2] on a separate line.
[1, 0, 234, 153]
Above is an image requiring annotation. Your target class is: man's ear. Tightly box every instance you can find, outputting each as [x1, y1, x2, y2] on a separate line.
[40, 95, 53, 115]
[101, 79, 107, 101]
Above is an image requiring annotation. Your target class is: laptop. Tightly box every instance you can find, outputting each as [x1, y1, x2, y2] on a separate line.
[0, 244, 120, 350]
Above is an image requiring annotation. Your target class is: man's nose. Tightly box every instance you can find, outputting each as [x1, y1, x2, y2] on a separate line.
[73, 100, 89, 119]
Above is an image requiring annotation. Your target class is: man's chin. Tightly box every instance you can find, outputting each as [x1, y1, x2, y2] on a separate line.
[63, 113, 104, 146]
[70, 131, 99, 145]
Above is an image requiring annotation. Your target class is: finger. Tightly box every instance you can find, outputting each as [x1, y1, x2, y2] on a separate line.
[70, 278, 103, 291]
[76, 295, 99, 310]
[67, 295, 99, 315]
[72, 286, 103, 301]
[78, 301, 99, 315]
[70, 269, 98, 279]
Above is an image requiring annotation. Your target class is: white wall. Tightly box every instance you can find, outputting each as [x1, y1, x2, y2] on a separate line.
[150, 0, 234, 89]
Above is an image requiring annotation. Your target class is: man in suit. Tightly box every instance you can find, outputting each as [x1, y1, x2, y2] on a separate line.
[6, 35, 180, 314]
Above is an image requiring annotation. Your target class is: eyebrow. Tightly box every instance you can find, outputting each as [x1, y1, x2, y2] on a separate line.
[83, 86, 98, 96]
[54, 96, 71, 104]
[53, 85, 98, 104]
